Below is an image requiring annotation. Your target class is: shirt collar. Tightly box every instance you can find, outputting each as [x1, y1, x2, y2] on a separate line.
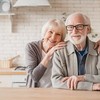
[66, 37, 98, 56]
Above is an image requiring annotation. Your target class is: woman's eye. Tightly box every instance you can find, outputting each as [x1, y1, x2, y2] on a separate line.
[56, 33, 61, 36]
[49, 31, 53, 34]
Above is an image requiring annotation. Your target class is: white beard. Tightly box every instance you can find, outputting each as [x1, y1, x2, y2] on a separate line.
[68, 34, 86, 45]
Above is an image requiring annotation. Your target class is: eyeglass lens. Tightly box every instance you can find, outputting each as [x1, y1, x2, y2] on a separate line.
[66, 24, 88, 31]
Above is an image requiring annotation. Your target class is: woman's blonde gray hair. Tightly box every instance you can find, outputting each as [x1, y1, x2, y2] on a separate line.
[41, 19, 66, 40]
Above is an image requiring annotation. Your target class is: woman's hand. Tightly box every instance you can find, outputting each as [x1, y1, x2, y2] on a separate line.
[47, 42, 66, 59]
[41, 42, 66, 67]
[94, 40, 100, 53]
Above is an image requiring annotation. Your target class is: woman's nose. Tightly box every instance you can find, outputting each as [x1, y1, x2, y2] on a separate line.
[51, 33, 56, 40]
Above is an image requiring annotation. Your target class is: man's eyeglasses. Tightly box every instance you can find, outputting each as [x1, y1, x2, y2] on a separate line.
[66, 24, 88, 31]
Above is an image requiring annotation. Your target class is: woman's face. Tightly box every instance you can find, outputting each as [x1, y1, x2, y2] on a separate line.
[43, 25, 63, 50]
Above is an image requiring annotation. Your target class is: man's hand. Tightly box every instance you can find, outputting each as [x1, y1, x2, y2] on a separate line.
[92, 83, 100, 91]
[61, 75, 85, 90]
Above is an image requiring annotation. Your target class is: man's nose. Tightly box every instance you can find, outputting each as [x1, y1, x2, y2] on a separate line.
[72, 27, 78, 34]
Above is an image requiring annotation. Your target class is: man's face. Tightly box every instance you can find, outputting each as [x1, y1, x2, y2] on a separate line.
[66, 15, 89, 45]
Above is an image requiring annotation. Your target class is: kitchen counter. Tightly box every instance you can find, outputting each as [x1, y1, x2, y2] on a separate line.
[0, 88, 100, 100]
[0, 68, 27, 87]
[0, 68, 26, 75]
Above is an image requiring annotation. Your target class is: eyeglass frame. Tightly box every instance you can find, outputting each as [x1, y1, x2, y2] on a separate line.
[66, 24, 88, 31]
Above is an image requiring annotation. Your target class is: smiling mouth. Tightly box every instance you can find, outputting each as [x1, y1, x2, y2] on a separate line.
[72, 35, 80, 37]
[72, 35, 81, 38]
[49, 39, 56, 44]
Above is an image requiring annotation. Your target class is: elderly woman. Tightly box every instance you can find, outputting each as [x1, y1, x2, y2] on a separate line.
[25, 18, 100, 88]
[25, 19, 66, 87]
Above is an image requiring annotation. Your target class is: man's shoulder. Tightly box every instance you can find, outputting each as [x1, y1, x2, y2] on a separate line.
[55, 41, 73, 55]
[88, 39, 99, 55]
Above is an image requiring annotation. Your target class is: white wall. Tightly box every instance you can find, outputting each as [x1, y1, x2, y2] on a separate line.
[0, 0, 100, 66]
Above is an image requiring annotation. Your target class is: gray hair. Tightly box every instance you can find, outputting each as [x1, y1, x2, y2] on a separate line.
[41, 19, 66, 40]
[65, 12, 91, 33]
[65, 12, 91, 25]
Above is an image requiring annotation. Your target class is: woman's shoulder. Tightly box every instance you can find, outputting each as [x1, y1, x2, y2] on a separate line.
[26, 40, 42, 48]
[25, 40, 42, 55]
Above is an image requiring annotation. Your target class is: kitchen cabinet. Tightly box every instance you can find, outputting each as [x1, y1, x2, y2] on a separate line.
[12, 75, 26, 87]
[0, 75, 12, 87]
[0, 68, 26, 87]
[0, 74, 26, 87]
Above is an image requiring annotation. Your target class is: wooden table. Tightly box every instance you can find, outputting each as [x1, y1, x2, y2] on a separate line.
[0, 88, 100, 100]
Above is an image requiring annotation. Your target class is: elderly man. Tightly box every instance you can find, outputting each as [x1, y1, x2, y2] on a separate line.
[51, 12, 100, 91]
